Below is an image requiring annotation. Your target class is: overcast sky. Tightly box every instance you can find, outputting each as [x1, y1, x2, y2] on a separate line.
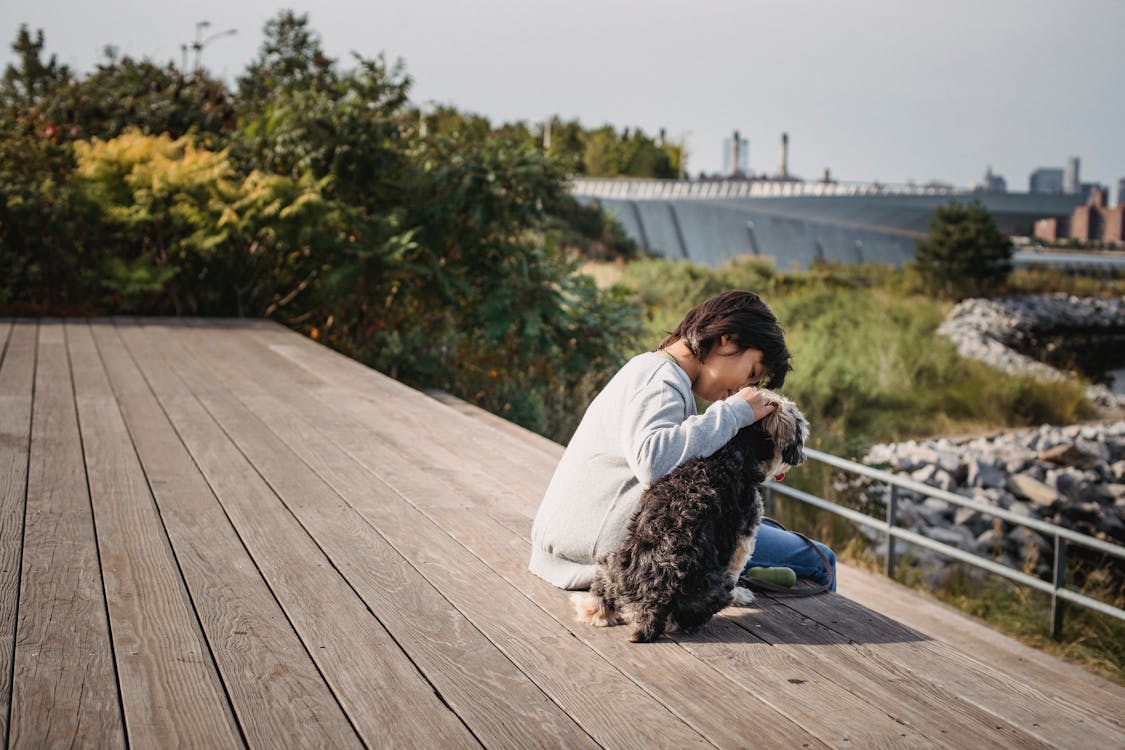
[4, 0, 1123, 198]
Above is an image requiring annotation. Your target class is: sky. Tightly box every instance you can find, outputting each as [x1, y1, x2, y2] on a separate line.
[3, 0, 1123, 199]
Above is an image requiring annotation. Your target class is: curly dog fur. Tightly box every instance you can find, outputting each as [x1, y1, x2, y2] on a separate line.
[573, 391, 808, 642]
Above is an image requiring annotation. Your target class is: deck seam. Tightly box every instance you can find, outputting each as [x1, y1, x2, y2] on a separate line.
[2, 321, 34, 750]
[63, 321, 130, 750]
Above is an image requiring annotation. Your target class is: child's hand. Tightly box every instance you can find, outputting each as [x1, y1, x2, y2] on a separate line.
[738, 387, 776, 422]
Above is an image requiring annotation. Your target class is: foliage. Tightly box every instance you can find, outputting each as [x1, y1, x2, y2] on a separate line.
[72, 130, 351, 316]
[913, 200, 1013, 300]
[0, 16, 648, 442]
[602, 258, 1095, 457]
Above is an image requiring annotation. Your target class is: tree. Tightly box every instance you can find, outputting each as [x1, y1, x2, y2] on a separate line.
[913, 200, 1012, 299]
[1, 25, 71, 112]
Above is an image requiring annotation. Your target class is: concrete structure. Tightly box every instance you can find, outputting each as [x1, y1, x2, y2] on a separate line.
[1030, 167, 1065, 194]
[778, 132, 790, 179]
[573, 177, 1082, 269]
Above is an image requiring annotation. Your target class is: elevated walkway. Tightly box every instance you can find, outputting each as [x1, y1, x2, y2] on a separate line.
[0, 318, 1121, 747]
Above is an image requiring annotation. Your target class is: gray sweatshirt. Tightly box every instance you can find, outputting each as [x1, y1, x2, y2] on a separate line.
[528, 351, 757, 590]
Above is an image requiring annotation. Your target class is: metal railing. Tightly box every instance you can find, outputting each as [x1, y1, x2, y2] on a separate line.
[764, 448, 1125, 638]
[571, 176, 961, 201]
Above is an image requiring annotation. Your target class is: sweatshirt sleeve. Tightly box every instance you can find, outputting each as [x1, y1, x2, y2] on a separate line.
[620, 379, 757, 486]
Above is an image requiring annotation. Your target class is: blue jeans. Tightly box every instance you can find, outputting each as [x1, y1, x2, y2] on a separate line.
[745, 519, 837, 591]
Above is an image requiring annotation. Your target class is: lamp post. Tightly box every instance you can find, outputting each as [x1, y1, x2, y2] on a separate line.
[187, 20, 237, 78]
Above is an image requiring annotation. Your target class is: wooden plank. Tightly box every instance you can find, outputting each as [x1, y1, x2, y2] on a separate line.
[775, 586, 1125, 748]
[162, 319, 709, 749]
[65, 320, 242, 747]
[838, 562, 1125, 721]
[714, 600, 1052, 749]
[155, 331, 600, 750]
[90, 320, 361, 748]
[0, 321, 34, 742]
[185, 322, 830, 750]
[9, 320, 124, 748]
[115, 320, 480, 749]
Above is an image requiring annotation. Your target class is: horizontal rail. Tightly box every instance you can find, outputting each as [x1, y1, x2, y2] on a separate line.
[765, 448, 1125, 636]
[804, 448, 1125, 560]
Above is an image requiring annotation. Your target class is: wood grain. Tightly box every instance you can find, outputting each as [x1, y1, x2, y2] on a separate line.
[0, 321, 35, 743]
[118, 320, 480, 750]
[92, 320, 361, 749]
[9, 321, 124, 748]
[189, 321, 827, 750]
[66, 320, 243, 747]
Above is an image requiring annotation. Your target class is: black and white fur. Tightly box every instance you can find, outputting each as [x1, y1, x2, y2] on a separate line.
[572, 390, 809, 642]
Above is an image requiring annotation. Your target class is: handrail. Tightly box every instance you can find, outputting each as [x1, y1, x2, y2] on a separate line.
[764, 448, 1125, 638]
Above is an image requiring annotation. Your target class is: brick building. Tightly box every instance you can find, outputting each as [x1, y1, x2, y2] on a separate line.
[1034, 188, 1125, 246]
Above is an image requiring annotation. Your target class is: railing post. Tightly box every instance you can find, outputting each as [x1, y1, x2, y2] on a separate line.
[764, 485, 775, 517]
[1051, 536, 1067, 640]
[885, 484, 898, 580]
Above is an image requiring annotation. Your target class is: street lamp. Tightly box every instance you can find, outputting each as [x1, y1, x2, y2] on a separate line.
[187, 20, 237, 78]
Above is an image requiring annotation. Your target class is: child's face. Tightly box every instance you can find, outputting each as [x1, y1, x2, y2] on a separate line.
[695, 340, 767, 403]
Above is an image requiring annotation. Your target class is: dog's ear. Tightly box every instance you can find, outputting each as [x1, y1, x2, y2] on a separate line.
[780, 411, 809, 467]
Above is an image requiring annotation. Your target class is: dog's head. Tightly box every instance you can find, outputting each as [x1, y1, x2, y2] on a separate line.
[751, 389, 809, 481]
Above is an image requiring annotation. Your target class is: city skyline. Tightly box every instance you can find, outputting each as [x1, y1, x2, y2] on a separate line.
[3, 0, 1122, 199]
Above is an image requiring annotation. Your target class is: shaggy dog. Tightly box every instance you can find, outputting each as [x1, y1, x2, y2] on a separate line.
[572, 390, 808, 642]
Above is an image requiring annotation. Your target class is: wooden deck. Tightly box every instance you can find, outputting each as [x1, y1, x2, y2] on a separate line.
[1, 317, 1122, 748]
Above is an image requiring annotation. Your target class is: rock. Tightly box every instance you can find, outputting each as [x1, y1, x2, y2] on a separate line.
[1038, 443, 1099, 469]
[911, 465, 956, 493]
[966, 457, 1007, 489]
[975, 528, 1003, 553]
[923, 525, 978, 552]
[1009, 526, 1052, 558]
[1007, 474, 1061, 507]
[953, 506, 988, 535]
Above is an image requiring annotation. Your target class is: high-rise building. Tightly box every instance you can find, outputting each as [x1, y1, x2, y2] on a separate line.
[1064, 157, 1080, 194]
[1029, 168, 1065, 194]
[722, 131, 749, 176]
[1118, 178, 1125, 206]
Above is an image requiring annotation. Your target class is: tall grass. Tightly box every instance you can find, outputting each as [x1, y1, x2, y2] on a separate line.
[597, 257, 1095, 458]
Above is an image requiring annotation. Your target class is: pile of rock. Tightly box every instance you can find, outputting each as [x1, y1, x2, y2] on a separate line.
[937, 294, 1125, 408]
[856, 421, 1125, 579]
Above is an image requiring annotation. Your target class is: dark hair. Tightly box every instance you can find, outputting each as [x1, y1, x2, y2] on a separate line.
[657, 290, 792, 388]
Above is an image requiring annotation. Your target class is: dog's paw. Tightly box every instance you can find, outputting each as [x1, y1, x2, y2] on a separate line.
[731, 586, 756, 607]
[570, 591, 618, 627]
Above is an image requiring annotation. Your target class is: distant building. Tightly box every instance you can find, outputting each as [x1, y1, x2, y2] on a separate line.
[1065, 157, 1080, 194]
[722, 131, 749, 176]
[1119, 178, 1125, 206]
[1079, 182, 1108, 205]
[1029, 167, 1065, 194]
[1034, 188, 1124, 246]
[971, 166, 1007, 193]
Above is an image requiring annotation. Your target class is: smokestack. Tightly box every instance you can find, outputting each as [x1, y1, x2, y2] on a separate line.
[730, 130, 741, 176]
[779, 132, 789, 179]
